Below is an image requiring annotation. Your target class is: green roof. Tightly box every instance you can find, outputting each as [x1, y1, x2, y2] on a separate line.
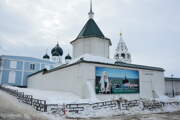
[77, 18, 105, 39]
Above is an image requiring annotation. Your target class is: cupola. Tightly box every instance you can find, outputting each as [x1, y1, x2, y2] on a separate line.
[65, 54, 72, 64]
[43, 53, 50, 60]
[51, 43, 63, 63]
[51, 43, 63, 56]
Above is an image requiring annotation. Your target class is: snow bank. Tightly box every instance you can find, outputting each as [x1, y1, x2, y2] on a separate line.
[3, 85, 180, 119]
[4, 85, 92, 104]
[155, 95, 180, 103]
[0, 90, 49, 120]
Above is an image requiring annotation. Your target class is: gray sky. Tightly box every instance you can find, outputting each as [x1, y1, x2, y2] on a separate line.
[0, 0, 180, 77]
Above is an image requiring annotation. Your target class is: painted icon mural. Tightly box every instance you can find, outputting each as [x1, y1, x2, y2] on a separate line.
[95, 67, 139, 94]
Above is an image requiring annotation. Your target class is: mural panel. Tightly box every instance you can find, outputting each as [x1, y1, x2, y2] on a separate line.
[95, 67, 139, 94]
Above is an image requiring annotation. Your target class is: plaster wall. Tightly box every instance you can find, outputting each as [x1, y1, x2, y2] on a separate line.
[28, 64, 83, 97]
[28, 62, 165, 100]
[80, 63, 165, 100]
[72, 37, 110, 59]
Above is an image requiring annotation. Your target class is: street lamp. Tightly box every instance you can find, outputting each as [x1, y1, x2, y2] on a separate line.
[171, 74, 175, 97]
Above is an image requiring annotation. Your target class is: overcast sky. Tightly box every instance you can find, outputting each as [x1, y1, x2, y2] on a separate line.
[0, 0, 180, 77]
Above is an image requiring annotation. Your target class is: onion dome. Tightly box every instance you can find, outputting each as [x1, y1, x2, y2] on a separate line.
[51, 43, 63, 56]
[43, 53, 50, 59]
[65, 54, 72, 60]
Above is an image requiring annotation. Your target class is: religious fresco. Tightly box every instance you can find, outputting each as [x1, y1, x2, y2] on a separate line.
[95, 67, 139, 94]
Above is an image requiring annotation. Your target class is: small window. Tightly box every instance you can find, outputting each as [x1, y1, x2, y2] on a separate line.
[0, 70, 2, 82]
[121, 53, 125, 58]
[10, 61, 17, 68]
[0, 59, 2, 67]
[30, 64, 35, 70]
[127, 54, 130, 59]
[115, 54, 119, 59]
[8, 71, 16, 83]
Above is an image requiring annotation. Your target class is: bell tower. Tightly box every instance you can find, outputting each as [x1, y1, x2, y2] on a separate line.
[114, 33, 131, 63]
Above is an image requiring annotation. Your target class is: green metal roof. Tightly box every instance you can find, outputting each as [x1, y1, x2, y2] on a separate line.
[77, 18, 105, 39]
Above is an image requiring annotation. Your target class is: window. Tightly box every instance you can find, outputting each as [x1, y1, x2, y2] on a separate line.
[121, 53, 125, 58]
[115, 54, 119, 59]
[127, 54, 130, 59]
[30, 64, 35, 70]
[8, 71, 16, 83]
[10, 61, 17, 68]
[0, 58, 2, 67]
[0, 70, 2, 84]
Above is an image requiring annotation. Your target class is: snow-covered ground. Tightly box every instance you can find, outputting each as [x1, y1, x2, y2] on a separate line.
[4, 85, 98, 104]
[2, 85, 180, 119]
[89, 111, 180, 120]
[0, 90, 51, 120]
[1, 89, 180, 120]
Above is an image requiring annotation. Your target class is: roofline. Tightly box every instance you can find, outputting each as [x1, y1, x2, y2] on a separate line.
[82, 60, 165, 72]
[70, 36, 112, 46]
[28, 58, 164, 77]
[165, 77, 180, 81]
[0, 55, 40, 60]
[27, 60, 82, 77]
[0, 55, 55, 64]
[28, 69, 48, 77]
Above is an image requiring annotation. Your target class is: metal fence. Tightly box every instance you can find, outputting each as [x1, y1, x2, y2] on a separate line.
[0, 85, 55, 112]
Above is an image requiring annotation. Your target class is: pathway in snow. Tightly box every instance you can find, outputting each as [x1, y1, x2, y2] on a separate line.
[83, 111, 180, 120]
[0, 90, 50, 120]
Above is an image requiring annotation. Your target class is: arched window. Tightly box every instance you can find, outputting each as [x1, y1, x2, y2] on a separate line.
[127, 53, 131, 59]
[121, 53, 125, 58]
[115, 54, 119, 58]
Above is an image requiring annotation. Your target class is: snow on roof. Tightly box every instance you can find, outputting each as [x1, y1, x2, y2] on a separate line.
[68, 54, 164, 71]
[29, 54, 164, 77]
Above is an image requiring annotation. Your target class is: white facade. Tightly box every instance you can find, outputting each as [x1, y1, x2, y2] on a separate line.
[114, 34, 131, 63]
[28, 64, 84, 97]
[52, 56, 62, 64]
[28, 62, 165, 100]
[71, 37, 110, 59]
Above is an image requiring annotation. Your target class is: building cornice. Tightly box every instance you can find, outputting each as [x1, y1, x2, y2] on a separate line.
[28, 58, 164, 78]
[70, 36, 112, 46]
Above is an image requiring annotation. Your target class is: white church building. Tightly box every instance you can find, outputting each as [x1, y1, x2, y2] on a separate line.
[27, 2, 165, 100]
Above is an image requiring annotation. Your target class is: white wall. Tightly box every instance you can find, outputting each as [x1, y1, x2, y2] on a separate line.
[79, 63, 165, 100]
[139, 70, 165, 98]
[72, 37, 110, 59]
[28, 64, 84, 97]
[28, 62, 165, 100]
